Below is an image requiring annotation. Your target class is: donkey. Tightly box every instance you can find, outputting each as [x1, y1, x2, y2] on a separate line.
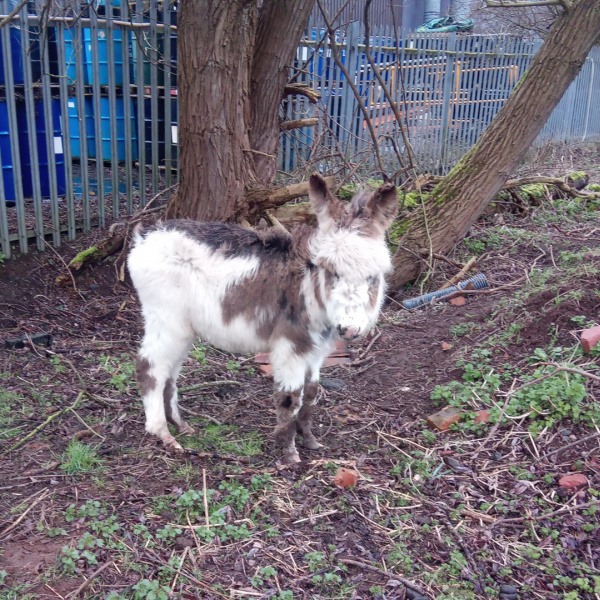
[128, 174, 397, 462]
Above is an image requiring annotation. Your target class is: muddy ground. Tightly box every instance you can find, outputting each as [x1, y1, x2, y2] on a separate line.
[1, 142, 600, 600]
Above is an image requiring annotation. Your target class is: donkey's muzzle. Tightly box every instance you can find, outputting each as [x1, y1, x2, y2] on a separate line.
[337, 325, 360, 340]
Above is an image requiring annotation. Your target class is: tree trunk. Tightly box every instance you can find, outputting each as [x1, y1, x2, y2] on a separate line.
[167, 0, 313, 222]
[389, 0, 600, 290]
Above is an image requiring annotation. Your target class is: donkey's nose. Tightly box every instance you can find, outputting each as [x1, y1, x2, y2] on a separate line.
[338, 325, 360, 340]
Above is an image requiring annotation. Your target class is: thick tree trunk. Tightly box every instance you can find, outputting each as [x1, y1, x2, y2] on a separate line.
[167, 0, 258, 222]
[168, 0, 313, 222]
[250, 0, 316, 185]
[389, 0, 600, 290]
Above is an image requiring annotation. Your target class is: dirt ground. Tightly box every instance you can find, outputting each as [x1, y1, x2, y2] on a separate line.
[1, 142, 600, 600]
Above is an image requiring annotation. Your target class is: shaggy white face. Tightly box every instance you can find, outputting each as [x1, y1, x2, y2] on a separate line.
[307, 174, 398, 340]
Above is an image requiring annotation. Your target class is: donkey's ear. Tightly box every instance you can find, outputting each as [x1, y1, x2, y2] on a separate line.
[366, 183, 398, 233]
[308, 173, 343, 231]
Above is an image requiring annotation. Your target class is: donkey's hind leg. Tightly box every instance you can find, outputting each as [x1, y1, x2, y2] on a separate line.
[163, 361, 194, 436]
[137, 330, 192, 453]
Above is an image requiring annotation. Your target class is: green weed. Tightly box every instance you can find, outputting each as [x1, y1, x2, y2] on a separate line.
[60, 440, 103, 475]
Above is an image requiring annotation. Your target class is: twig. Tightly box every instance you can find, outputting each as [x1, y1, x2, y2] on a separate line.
[66, 561, 113, 598]
[42, 236, 85, 300]
[0, 489, 51, 538]
[338, 557, 428, 596]
[538, 363, 600, 382]
[2, 391, 85, 455]
[494, 500, 600, 526]
[0, 0, 28, 29]
[439, 256, 478, 290]
[202, 468, 210, 529]
[533, 431, 600, 464]
[316, 0, 387, 178]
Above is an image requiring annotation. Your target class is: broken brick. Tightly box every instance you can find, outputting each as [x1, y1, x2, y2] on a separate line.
[334, 467, 359, 488]
[558, 473, 588, 490]
[441, 342, 452, 351]
[581, 325, 600, 352]
[449, 295, 466, 306]
[475, 409, 490, 424]
[427, 406, 463, 431]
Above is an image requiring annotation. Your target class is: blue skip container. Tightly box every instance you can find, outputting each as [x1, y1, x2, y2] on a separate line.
[0, 101, 18, 202]
[17, 99, 67, 199]
[64, 28, 130, 86]
[69, 96, 137, 161]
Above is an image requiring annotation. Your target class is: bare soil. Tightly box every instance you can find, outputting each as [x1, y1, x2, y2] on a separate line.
[0, 149, 599, 600]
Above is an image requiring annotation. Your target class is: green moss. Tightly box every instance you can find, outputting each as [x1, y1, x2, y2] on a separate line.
[68, 246, 99, 267]
[587, 183, 600, 193]
[568, 171, 587, 182]
[403, 191, 426, 209]
[388, 218, 411, 245]
[521, 183, 546, 199]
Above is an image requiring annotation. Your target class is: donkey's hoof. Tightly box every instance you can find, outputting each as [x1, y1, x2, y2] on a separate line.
[301, 437, 323, 450]
[283, 448, 301, 463]
[163, 435, 184, 454]
[178, 421, 195, 436]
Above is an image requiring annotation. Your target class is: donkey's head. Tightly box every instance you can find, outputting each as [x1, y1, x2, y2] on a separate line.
[307, 173, 398, 340]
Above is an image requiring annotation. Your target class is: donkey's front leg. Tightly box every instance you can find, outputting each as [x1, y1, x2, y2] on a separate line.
[273, 387, 304, 463]
[270, 340, 309, 463]
[296, 378, 322, 450]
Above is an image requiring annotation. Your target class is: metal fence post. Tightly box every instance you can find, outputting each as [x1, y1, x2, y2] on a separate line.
[440, 32, 456, 174]
[340, 21, 359, 153]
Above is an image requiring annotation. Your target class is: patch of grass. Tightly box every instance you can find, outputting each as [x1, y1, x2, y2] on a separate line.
[60, 440, 103, 475]
[182, 421, 263, 456]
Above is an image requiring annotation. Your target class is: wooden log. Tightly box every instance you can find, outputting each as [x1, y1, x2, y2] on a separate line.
[280, 118, 319, 131]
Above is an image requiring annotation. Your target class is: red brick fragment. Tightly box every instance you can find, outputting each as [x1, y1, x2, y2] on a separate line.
[449, 295, 466, 306]
[427, 406, 462, 431]
[258, 364, 273, 376]
[323, 356, 351, 367]
[441, 342, 452, 351]
[334, 467, 359, 488]
[558, 473, 588, 490]
[581, 325, 600, 352]
[474, 410, 490, 424]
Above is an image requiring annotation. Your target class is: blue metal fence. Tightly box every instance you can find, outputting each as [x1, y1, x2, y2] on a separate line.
[0, 2, 598, 258]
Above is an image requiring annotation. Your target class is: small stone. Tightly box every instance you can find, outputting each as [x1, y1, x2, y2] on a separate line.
[90, 284, 99, 290]
[441, 342, 452, 350]
[500, 594, 518, 600]
[333, 467, 359, 488]
[474, 409, 490, 424]
[558, 473, 587, 490]
[174, 536, 193, 551]
[491, 451, 503, 461]
[321, 378, 345, 391]
[581, 325, 600, 352]
[414, 515, 432, 525]
[449, 295, 466, 306]
[427, 406, 462, 431]
[561, 429, 572, 436]
[500, 584, 518, 594]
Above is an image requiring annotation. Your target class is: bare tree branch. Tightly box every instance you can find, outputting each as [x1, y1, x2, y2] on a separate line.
[316, 0, 388, 178]
[0, 0, 28, 30]
[364, 0, 416, 172]
[485, 0, 565, 7]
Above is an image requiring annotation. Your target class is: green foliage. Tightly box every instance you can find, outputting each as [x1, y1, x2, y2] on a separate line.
[430, 346, 598, 435]
[60, 440, 103, 475]
[100, 354, 136, 392]
[132, 579, 171, 600]
[190, 344, 208, 366]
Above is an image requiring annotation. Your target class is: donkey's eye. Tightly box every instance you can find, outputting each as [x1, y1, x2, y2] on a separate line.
[367, 275, 378, 286]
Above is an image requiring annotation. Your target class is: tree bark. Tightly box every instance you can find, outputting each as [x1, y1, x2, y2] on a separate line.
[168, 0, 313, 222]
[389, 0, 600, 290]
[250, 0, 316, 185]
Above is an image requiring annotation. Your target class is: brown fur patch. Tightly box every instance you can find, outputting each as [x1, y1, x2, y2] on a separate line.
[304, 380, 319, 403]
[163, 378, 176, 426]
[136, 356, 156, 396]
[221, 227, 315, 355]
